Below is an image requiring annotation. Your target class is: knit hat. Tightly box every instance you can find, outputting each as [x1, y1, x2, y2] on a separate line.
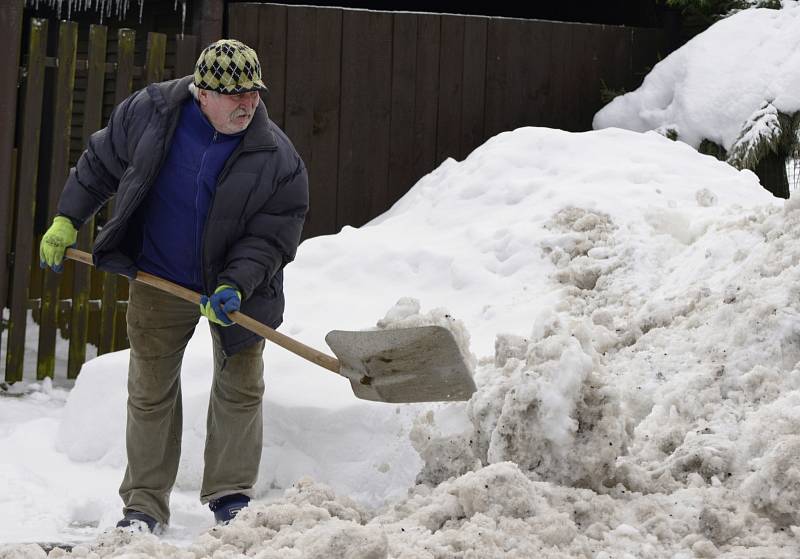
[194, 39, 267, 95]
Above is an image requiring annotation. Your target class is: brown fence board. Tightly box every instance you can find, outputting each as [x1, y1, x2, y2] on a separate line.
[285, 7, 315, 182]
[460, 16, 487, 160]
[575, 24, 604, 131]
[110, 29, 135, 354]
[6, 18, 48, 383]
[549, 23, 577, 131]
[259, 5, 288, 129]
[519, 21, 554, 129]
[37, 20, 78, 380]
[388, 13, 418, 204]
[98, 28, 134, 357]
[412, 14, 441, 185]
[305, 7, 341, 239]
[338, 10, 393, 229]
[68, 23, 106, 380]
[145, 32, 167, 84]
[0, 0, 24, 318]
[436, 15, 464, 166]
[484, 18, 510, 139]
[175, 34, 198, 77]
[487, 18, 552, 138]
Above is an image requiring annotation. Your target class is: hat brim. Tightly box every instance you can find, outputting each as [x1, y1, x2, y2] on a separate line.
[218, 80, 269, 95]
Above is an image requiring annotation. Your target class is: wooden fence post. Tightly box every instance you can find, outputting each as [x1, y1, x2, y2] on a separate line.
[97, 27, 135, 357]
[5, 18, 48, 383]
[145, 32, 166, 84]
[37, 21, 78, 380]
[68, 24, 107, 379]
[175, 34, 198, 77]
[0, 0, 24, 373]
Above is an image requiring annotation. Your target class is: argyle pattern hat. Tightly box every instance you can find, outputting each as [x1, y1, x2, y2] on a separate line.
[194, 39, 267, 95]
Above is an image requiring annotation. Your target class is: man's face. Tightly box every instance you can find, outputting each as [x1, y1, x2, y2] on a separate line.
[198, 89, 260, 134]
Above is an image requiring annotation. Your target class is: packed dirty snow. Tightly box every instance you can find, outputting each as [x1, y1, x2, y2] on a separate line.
[4, 125, 800, 557]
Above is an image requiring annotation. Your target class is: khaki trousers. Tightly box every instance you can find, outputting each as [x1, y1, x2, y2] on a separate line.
[119, 281, 266, 525]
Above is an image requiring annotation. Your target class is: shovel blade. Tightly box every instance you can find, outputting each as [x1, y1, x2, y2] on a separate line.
[324, 325, 476, 403]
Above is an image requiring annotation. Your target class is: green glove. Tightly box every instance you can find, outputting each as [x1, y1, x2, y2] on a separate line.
[40, 216, 78, 273]
[200, 284, 242, 326]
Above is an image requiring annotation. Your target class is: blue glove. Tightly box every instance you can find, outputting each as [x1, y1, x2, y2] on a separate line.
[200, 284, 241, 326]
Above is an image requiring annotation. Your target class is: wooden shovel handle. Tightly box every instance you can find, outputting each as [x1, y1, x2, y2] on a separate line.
[65, 248, 340, 373]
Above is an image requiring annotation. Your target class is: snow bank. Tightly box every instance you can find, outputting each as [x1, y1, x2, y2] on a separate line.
[593, 4, 800, 151]
[4, 125, 799, 556]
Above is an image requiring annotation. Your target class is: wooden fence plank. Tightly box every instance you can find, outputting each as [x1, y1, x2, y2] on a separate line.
[412, 14, 440, 186]
[5, 18, 48, 383]
[573, 24, 604, 130]
[111, 30, 136, 354]
[145, 32, 167, 85]
[548, 23, 576, 131]
[0, 0, 24, 316]
[487, 18, 546, 138]
[285, 7, 314, 181]
[175, 34, 198, 77]
[309, 7, 341, 239]
[519, 21, 554, 129]
[98, 28, 134, 357]
[0, 0, 24, 375]
[460, 16, 487, 160]
[436, 15, 464, 166]
[68, 23, 106, 380]
[293, 7, 341, 240]
[338, 9, 393, 229]
[258, 5, 288, 130]
[484, 18, 509, 139]
[37, 20, 78, 380]
[388, 13, 418, 204]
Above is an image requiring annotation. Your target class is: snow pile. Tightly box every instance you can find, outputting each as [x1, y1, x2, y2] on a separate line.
[593, 4, 800, 152]
[4, 126, 800, 556]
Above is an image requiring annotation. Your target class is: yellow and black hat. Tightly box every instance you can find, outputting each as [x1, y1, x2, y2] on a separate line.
[194, 39, 267, 95]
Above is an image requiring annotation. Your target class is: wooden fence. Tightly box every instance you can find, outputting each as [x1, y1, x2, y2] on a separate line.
[0, 15, 199, 383]
[1, 4, 667, 383]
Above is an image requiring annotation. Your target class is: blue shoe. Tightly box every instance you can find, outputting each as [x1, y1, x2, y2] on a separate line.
[116, 510, 159, 533]
[209, 493, 250, 524]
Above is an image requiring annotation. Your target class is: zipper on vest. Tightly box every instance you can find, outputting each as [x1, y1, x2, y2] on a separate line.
[195, 132, 217, 288]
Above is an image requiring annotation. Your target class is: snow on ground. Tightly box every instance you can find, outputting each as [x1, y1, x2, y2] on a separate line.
[593, 3, 800, 151]
[3, 126, 800, 557]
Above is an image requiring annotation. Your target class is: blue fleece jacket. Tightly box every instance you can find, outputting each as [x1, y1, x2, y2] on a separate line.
[136, 98, 243, 292]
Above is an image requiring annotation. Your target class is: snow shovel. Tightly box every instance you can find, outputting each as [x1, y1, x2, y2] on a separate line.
[65, 249, 476, 403]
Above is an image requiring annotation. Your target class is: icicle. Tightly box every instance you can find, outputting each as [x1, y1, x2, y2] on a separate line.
[181, 1, 186, 38]
[24, 0, 169, 24]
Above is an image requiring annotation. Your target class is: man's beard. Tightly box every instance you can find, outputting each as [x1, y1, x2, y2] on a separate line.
[229, 109, 253, 131]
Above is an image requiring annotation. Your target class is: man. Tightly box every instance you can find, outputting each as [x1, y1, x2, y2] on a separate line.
[38, 39, 309, 533]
